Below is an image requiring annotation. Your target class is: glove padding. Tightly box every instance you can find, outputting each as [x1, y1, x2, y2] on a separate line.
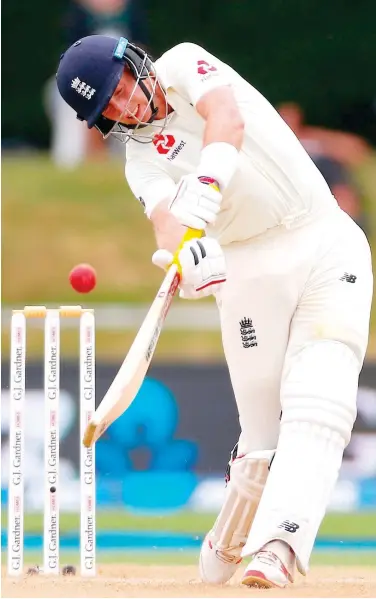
[168, 175, 222, 230]
[152, 237, 226, 300]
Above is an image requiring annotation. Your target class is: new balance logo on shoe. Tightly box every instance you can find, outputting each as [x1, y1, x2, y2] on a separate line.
[340, 273, 357, 283]
[278, 521, 300, 533]
[239, 317, 257, 348]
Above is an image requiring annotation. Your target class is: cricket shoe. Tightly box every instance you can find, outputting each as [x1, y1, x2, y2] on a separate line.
[242, 543, 295, 588]
[199, 534, 243, 584]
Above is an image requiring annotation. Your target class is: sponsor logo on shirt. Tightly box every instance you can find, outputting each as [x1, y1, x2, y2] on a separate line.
[197, 60, 218, 81]
[152, 134, 186, 161]
[152, 134, 175, 154]
[167, 140, 186, 161]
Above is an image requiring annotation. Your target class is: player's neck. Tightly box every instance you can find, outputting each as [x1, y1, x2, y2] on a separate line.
[154, 85, 173, 120]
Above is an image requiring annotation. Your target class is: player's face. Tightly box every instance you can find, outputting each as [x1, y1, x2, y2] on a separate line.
[102, 68, 153, 125]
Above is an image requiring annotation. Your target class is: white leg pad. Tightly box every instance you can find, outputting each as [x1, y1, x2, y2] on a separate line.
[242, 341, 360, 574]
[200, 450, 274, 583]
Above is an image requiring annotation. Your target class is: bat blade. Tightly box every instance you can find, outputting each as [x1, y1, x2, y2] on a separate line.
[83, 265, 180, 447]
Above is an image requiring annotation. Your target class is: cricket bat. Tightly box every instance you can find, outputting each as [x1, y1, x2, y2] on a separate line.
[82, 227, 202, 448]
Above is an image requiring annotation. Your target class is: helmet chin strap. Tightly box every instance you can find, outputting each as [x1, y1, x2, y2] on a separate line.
[138, 79, 159, 124]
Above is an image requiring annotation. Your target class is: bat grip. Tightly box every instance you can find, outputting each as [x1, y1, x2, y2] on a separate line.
[171, 182, 219, 276]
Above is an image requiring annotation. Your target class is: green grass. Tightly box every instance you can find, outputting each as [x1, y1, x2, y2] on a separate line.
[1, 326, 224, 362]
[3, 152, 376, 360]
[2, 510, 376, 538]
[2, 155, 160, 305]
[310, 552, 376, 567]
[6, 551, 375, 568]
[1, 510, 214, 535]
[3, 511, 375, 567]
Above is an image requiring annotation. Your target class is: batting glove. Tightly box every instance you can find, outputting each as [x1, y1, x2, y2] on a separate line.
[168, 175, 222, 230]
[152, 237, 226, 300]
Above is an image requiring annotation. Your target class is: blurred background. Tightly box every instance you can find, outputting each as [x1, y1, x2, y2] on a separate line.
[2, 0, 376, 568]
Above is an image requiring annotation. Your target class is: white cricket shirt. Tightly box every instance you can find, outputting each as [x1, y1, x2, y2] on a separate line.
[125, 43, 337, 245]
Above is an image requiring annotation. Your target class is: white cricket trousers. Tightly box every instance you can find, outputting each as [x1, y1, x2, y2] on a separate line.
[217, 206, 373, 454]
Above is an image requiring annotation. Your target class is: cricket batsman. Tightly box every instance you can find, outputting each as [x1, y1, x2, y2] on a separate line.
[56, 36, 373, 588]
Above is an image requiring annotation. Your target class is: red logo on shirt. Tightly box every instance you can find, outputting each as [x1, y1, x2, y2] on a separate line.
[197, 60, 217, 75]
[152, 133, 175, 154]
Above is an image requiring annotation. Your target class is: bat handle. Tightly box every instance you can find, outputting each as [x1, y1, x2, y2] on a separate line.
[171, 228, 203, 276]
[171, 181, 219, 276]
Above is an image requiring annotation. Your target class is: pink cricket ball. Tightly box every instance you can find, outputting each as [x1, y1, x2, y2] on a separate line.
[69, 263, 97, 294]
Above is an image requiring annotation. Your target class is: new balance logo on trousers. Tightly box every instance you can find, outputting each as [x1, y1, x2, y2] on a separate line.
[277, 521, 300, 533]
[340, 273, 357, 283]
